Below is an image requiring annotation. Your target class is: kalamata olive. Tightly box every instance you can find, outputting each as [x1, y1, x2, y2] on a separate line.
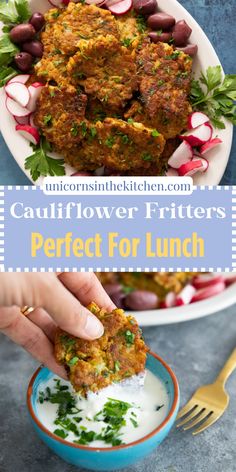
[125, 290, 158, 311]
[14, 52, 34, 72]
[10, 23, 36, 44]
[147, 12, 175, 31]
[133, 0, 157, 16]
[103, 283, 123, 297]
[29, 12, 45, 32]
[172, 20, 192, 46]
[176, 44, 198, 57]
[71, 171, 92, 176]
[148, 31, 172, 43]
[110, 292, 126, 309]
[22, 40, 43, 58]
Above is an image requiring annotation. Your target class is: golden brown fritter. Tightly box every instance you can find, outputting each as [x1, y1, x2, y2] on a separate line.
[97, 272, 197, 300]
[63, 117, 165, 172]
[133, 42, 192, 138]
[67, 35, 138, 111]
[54, 302, 148, 396]
[34, 84, 88, 153]
[116, 12, 147, 49]
[43, 3, 119, 56]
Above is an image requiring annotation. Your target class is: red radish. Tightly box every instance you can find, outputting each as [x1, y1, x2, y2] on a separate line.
[6, 74, 30, 86]
[168, 140, 193, 169]
[62, 0, 70, 4]
[160, 292, 176, 308]
[175, 285, 196, 306]
[85, 0, 106, 4]
[6, 96, 31, 118]
[180, 123, 213, 147]
[165, 167, 179, 177]
[192, 274, 224, 290]
[15, 124, 40, 145]
[108, 0, 132, 15]
[191, 281, 225, 303]
[29, 114, 36, 127]
[187, 111, 209, 129]
[5, 82, 30, 108]
[200, 137, 222, 155]
[192, 156, 209, 173]
[48, 0, 64, 6]
[224, 276, 236, 287]
[178, 159, 203, 176]
[71, 171, 92, 176]
[27, 82, 44, 112]
[14, 115, 30, 125]
[106, 0, 122, 5]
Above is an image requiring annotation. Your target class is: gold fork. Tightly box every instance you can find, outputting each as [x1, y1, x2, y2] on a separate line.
[176, 348, 236, 435]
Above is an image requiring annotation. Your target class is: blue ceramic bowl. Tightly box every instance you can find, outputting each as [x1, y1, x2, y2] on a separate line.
[27, 352, 179, 471]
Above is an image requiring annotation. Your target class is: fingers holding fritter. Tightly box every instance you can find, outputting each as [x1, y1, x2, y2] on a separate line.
[54, 302, 148, 396]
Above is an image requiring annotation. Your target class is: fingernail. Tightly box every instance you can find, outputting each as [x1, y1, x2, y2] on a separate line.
[84, 314, 104, 339]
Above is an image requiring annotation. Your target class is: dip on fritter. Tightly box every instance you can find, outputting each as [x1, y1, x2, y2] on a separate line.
[33, 2, 193, 174]
[55, 302, 148, 397]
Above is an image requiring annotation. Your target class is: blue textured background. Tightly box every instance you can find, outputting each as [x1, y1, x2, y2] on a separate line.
[0, 0, 235, 185]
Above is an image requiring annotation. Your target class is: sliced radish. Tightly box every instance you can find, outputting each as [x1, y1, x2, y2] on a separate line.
[5, 82, 30, 108]
[191, 281, 225, 303]
[85, 0, 106, 4]
[14, 115, 30, 125]
[168, 140, 193, 169]
[200, 138, 222, 156]
[180, 123, 213, 147]
[29, 114, 36, 127]
[165, 167, 179, 177]
[160, 292, 176, 309]
[108, 0, 132, 15]
[15, 124, 40, 145]
[192, 156, 209, 173]
[27, 82, 44, 112]
[224, 276, 236, 287]
[62, 0, 70, 4]
[187, 111, 209, 129]
[192, 274, 224, 290]
[71, 171, 92, 176]
[175, 285, 196, 306]
[106, 0, 123, 5]
[48, 0, 64, 6]
[178, 159, 203, 176]
[6, 96, 31, 118]
[6, 74, 30, 86]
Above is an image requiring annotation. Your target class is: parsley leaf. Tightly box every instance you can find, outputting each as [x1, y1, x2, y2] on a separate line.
[189, 66, 236, 128]
[0, 0, 31, 24]
[24, 138, 65, 181]
[0, 33, 19, 67]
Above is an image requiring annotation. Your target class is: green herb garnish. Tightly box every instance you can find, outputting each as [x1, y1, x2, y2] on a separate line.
[53, 428, 68, 439]
[105, 136, 115, 148]
[68, 356, 79, 366]
[24, 138, 65, 182]
[124, 330, 135, 346]
[190, 66, 236, 128]
[142, 152, 153, 161]
[43, 114, 52, 126]
[151, 129, 160, 137]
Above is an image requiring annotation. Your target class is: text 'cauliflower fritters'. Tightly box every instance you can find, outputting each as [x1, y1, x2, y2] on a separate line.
[54, 302, 148, 397]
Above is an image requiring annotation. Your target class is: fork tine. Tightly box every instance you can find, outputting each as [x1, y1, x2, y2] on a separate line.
[176, 405, 202, 427]
[177, 400, 196, 420]
[192, 412, 219, 435]
[183, 409, 208, 430]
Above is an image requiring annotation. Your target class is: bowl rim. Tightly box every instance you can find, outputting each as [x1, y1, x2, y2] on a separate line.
[27, 351, 179, 452]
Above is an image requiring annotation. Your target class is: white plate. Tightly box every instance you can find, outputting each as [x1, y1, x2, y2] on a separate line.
[0, 0, 233, 184]
[135, 277, 236, 326]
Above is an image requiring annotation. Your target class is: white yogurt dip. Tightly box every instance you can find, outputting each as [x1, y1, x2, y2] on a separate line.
[36, 369, 169, 447]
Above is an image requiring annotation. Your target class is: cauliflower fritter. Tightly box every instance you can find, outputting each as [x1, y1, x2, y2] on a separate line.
[54, 302, 148, 396]
[116, 12, 147, 49]
[67, 35, 138, 111]
[132, 42, 193, 138]
[34, 85, 88, 153]
[63, 117, 165, 172]
[43, 3, 119, 56]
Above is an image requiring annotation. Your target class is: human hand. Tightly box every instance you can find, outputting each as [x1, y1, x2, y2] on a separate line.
[0, 273, 115, 378]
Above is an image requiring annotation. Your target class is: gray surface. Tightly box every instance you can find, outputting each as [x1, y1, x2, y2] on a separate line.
[0, 303, 236, 472]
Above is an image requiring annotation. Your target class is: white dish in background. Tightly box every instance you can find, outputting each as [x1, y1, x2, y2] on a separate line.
[135, 275, 236, 326]
[0, 0, 233, 185]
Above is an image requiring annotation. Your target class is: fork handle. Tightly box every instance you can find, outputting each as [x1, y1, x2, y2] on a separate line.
[215, 348, 236, 386]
